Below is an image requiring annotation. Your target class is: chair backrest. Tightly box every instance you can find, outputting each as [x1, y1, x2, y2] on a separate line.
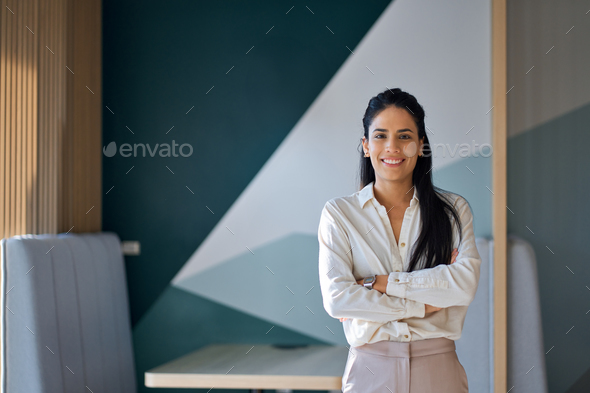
[1, 232, 136, 393]
[506, 234, 548, 393]
[457, 236, 548, 393]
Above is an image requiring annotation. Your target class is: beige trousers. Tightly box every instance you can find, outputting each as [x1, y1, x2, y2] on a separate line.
[341, 337, 469, 393]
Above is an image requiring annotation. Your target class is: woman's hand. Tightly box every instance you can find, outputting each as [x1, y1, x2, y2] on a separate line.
[450, 247, 459, 264]
[425, 304, 443, 313]
[339, 248, 459, 322]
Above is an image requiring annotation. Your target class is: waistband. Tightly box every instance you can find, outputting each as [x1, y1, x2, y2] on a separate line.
[351, 337, 456, 358]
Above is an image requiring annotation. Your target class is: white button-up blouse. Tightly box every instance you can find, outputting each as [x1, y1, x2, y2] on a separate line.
[318, 181, 482, 347]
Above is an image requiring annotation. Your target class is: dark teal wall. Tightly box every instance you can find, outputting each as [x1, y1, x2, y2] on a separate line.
[508, 103, 590, 393]
[102, 1, 392, 391]
[102, 0, 391, 326]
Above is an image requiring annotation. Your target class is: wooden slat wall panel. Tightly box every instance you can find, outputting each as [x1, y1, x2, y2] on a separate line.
[14, 0, 21, 236]
[0, 0, 101, 239]
[25, 0, 38, 235]
[0, 0, 38, 237]
[63, 0, 102, 234]
[0, 1, 6, 236]
[38, 0, 66, 235]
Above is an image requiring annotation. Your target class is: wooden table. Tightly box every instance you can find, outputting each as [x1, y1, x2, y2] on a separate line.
[145, 343, 348, 392]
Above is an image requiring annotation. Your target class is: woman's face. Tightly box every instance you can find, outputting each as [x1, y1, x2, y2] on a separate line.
[361, 106, 424, 184]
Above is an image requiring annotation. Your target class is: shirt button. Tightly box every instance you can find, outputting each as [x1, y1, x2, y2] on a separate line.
[400, 242, 406, 247]
[395, 269, 400, 272]
[404, 335, 409, 338]
[395, 279, 400, 282]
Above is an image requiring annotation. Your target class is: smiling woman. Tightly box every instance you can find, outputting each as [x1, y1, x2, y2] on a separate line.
[359, 88, 468, 274]
[318, 88, 481, 393]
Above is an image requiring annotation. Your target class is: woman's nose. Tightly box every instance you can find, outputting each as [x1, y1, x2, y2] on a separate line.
[386, 139, 400, 152]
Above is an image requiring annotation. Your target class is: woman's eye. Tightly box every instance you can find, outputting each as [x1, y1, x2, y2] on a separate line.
[400, 134, 410, 139]
[375, 134, 384, 139]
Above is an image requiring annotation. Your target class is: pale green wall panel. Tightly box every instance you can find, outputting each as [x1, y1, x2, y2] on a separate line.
[508, 103, 590, 393]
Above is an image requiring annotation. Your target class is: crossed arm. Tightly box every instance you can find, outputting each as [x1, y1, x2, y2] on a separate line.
[318, 201, 425, 323]
[337, 249, 458, 322]
[318, 196, 481, 324]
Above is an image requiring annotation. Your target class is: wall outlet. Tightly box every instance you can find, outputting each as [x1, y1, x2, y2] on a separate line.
[121, 241, 140, 256]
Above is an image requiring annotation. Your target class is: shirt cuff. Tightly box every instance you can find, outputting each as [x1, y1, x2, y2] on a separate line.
[405, 299, 426, 319]
[386, 272, 408, 298]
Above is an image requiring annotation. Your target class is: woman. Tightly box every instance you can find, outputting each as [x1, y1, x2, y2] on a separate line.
[317, 88, 482, 392]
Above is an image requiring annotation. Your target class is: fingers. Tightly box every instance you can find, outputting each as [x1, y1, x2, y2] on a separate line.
[450, 248, 458, 264]
[425, 304, 443, 313]
[339, 318, 348, 322]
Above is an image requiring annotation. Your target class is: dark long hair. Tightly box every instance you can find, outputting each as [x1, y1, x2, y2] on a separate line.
[358, 87, 463, 272]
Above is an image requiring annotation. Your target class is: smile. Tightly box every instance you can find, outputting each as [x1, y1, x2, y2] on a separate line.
[381, 158, 405, 167]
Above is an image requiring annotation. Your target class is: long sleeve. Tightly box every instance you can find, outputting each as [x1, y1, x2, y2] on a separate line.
[318, 201, 426, 323]
[385, 196, 482, 308]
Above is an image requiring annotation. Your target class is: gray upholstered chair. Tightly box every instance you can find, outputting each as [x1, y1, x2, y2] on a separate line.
[456, 235, 548, 393]
[506, 234, 548, 393]
[1, 232, 136, 393]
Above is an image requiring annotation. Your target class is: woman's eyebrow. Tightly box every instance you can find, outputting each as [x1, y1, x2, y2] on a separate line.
[372, 128, 414, 133]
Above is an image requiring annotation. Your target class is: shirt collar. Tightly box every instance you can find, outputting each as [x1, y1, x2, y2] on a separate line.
[357, 181, 419, 209]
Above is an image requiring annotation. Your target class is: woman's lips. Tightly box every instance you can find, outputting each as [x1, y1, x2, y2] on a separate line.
[381, 158, 405, 167]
